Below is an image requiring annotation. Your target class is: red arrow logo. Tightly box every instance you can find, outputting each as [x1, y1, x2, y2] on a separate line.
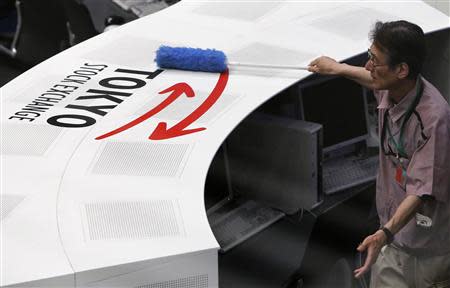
[149, 70, 229, 140]
[95, 83, 195, 140]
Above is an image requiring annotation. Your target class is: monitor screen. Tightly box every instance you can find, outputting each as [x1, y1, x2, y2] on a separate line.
[300, 77, 368, 152]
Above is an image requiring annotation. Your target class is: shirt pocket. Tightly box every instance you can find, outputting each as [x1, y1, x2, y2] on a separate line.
[404, 115, 429, 156]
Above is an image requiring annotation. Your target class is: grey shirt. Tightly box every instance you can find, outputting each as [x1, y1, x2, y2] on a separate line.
[375, 76, 450, 256]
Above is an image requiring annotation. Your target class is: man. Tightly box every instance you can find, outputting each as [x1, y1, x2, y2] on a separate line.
[308, 20, 450, 287]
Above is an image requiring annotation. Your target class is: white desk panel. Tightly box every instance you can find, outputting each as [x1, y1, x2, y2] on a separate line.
[1, 1, 448, 287]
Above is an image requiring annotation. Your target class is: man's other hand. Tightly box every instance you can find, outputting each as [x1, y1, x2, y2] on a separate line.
[354, 230, 387, 279]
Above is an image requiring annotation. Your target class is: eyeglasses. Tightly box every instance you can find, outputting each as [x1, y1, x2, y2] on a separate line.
[367, 49, 388, 68]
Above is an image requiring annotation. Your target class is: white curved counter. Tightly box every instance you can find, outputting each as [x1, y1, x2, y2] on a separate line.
[1, 1, 448, 287]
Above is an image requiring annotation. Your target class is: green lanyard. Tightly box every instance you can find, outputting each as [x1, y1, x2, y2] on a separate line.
[381, 77, 424, 159]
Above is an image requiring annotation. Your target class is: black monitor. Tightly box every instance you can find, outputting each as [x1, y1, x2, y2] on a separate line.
[299, 76, 368, 154]
[224, 113, 323, 213]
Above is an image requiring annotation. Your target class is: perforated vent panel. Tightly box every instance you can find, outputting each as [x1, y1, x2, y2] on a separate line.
[135, 91, 240, 124]
[6, 74, 57, 102]
[1, 194, 25, 221]
[308, 8, 395, 41]
[136, 275, 208, 288]
[193, 1, 280, 21]
[1, 124, 62, 156]
[84, 200, 183, 240]
[229, 43, 314, 66]
[83, 37, 164, 67]
[91, 142, 190, 177]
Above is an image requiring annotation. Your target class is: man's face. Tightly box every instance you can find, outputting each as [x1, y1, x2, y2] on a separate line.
[365, 44, 400, 90]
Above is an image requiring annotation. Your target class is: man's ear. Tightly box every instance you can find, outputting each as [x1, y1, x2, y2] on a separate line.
[396, 63, 410, 79]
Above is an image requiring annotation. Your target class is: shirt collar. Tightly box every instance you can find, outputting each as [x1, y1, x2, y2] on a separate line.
[377, 77, 420, 124]
[377, 90, 392, 109]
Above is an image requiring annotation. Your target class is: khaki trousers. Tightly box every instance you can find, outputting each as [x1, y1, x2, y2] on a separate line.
[370, 244, 450, 288]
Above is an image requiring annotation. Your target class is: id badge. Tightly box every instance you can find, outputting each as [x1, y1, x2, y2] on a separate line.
[395, 165, 404, 184]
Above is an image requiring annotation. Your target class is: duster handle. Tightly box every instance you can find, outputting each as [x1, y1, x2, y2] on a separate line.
[228, 61, 309, 70]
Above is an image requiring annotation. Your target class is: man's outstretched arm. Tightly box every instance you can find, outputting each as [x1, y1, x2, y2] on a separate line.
[308, 56, 375, 90]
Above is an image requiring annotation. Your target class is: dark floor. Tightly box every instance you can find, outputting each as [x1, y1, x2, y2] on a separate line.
[0, 53, 26, 87]
[0, 0, 180, 88]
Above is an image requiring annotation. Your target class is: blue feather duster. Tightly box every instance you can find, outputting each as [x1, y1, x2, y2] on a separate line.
[155, 46, 228, 73]
[155, 45, 310, 73]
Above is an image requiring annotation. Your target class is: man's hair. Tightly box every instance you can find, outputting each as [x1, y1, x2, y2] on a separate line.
[370, 20, 426, 79]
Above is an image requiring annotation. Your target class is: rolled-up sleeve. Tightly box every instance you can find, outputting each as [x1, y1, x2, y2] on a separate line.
[406, 114, 450, 203]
